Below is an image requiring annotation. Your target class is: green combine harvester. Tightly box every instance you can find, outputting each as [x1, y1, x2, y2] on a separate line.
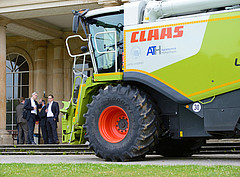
[61, 0, 240, 161]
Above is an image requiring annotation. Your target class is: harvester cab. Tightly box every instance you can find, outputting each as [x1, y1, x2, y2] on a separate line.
[67, 8, 123, 74]
[62, 0, 240, 161]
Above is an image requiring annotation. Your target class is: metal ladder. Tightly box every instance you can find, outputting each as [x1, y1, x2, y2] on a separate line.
[65, 35, 90, 143]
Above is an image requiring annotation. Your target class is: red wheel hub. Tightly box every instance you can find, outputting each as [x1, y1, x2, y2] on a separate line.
[98, 106, 129, 143]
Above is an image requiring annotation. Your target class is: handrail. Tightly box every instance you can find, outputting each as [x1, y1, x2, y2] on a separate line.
[65, 34, 98, 74]
[72, 54, 89, 76]
[65, 34, 88, 58]
[88, 34, 98, 74]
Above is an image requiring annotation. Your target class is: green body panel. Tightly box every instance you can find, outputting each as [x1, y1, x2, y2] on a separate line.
[94, 72, 123, 82]
[61, 77, 109, 144]
[61, 101, 76, 143]
[151, 11, 240, 102]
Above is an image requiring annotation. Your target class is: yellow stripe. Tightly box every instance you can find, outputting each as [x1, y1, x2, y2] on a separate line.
[188, 79, 240, 97]
[124, 16, 240, 33]
[74, 84, 86, 118]
[94, 72, 123, 77]
[123, 31, 127, 71]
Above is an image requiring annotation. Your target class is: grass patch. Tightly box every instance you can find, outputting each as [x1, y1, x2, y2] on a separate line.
[19, 149, 26, 152]
[26, 151, 35, 155]
[0, 164, 239, 177]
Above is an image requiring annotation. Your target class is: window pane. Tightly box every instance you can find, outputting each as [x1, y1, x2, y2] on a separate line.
[13, 99, 19, 112]
[19, 60, 29, 71]
[6, 87, 13, 100]
[22, 86, 29, 98]
[22, 73, 29, 85]
[16, 55, 25, 68]
[6, 99, 12, 112]
[13, 73, 19, 87]
[13, 86, 19, 99]
[6, 73, 13, 87]
[12, 113, 17, 124]
[6, 60, 12, 72]
[6, 113, 13, 124]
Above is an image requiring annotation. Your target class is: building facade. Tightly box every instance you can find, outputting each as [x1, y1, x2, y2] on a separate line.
[0, 0, 126, 144]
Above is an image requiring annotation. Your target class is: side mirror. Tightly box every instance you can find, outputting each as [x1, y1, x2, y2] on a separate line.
[72, 9, 89, 34]
[72, 10, 80, 33]
[81, 46, 88, 53]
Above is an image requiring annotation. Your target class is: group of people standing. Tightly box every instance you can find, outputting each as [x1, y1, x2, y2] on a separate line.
[16, 92, 60, 144]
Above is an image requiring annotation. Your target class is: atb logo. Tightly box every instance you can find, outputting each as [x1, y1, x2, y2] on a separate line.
[192, 103, 201, 112]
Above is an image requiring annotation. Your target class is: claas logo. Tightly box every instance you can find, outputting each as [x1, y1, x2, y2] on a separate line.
[130, 26, 184, 43]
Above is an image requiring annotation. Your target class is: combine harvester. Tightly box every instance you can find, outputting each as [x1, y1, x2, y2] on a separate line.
[61, 0, 240, 161]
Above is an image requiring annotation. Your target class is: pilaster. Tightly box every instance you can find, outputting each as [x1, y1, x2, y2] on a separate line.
[0, 24, 6, 131]
[51, 39, 64, 102]
[0, 20, 13, 144]
[34, 40, 48, 99]
[50, 39, 64, 143]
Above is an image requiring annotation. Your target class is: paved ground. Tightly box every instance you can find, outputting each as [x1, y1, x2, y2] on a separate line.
[0, 154, 240, 166]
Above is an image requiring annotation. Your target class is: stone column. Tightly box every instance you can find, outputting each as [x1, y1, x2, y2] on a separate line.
[0, 21, 12, 144]
[52, 39, 64, 101]
[51, 39, 64, 142]
[34, 40, 47, 99]
[47, 45, 53, 96]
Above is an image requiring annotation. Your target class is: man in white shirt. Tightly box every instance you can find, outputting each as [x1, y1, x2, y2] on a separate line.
[24, 92, 42, 144]
[46, 94, 60, 144]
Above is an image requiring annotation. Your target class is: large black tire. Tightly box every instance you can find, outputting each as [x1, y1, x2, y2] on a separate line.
[84, 84, 160, 161]
[156, 139, 206, 157]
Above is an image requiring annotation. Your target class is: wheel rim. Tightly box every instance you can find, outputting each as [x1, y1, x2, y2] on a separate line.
[98, 106, 129, 143]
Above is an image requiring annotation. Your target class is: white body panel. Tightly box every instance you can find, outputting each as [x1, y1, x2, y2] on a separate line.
[124, 14, 209, 73]
[124, 1, 147, 26]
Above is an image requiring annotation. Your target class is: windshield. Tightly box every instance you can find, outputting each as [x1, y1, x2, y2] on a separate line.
[87, 13, 123, 73]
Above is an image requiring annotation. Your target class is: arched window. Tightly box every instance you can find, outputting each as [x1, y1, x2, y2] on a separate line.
[6, 53, 29, 130]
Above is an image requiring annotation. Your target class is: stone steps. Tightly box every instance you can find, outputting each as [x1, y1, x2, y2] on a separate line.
[198, 142, 240, 154]
[0, 141, 240, 155]
[0, 144, 94, 155]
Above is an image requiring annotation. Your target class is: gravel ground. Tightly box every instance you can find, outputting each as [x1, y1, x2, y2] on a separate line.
[0, 154, 240, 166]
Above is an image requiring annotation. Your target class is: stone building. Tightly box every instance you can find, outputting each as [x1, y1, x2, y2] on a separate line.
[0, 0, 126, 144]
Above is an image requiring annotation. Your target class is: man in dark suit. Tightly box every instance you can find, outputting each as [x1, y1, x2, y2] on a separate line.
[16, 97, 29, 144]
[46, 94, 60, 144]
[24, 92, 42, 144]
[39, 100, 48, 144]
